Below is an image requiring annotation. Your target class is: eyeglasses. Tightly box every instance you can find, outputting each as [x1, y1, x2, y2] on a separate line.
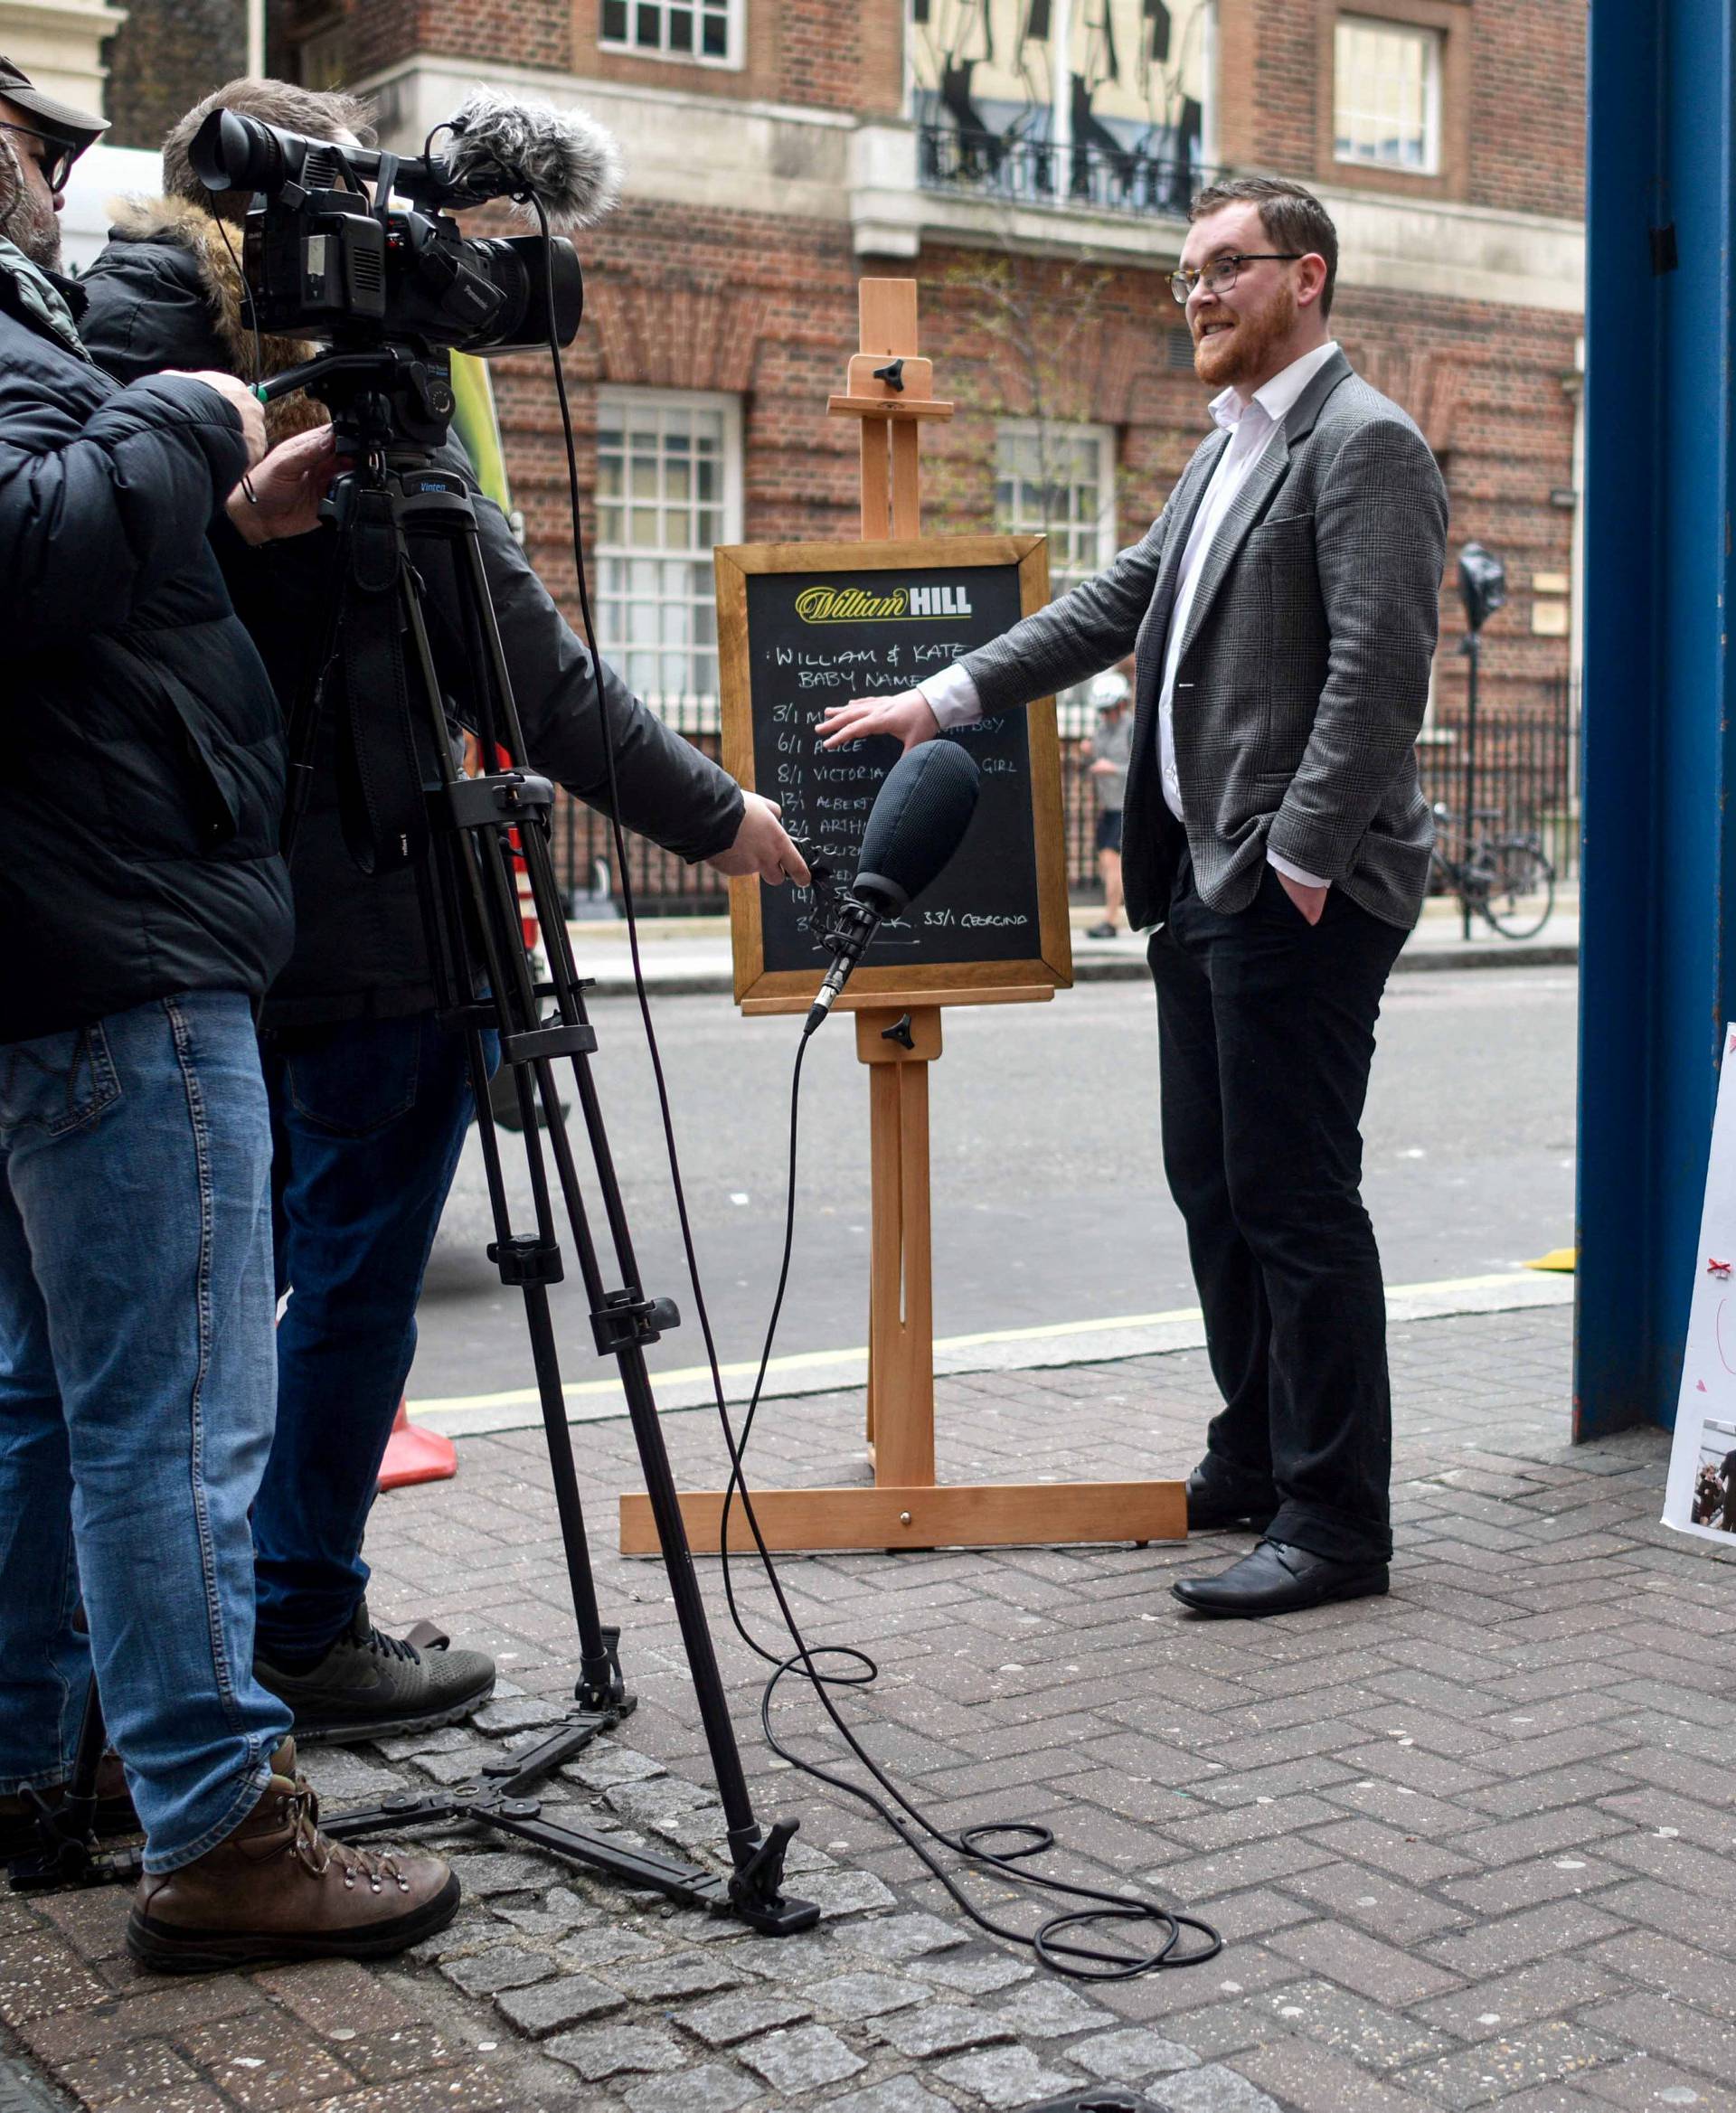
[1168, 252, 1304, 306]
[0, 121, 78, 194]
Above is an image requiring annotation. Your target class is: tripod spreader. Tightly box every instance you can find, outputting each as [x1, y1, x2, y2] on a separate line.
[592, 1289, 681, 1356]
[312, 1646, 815, 1933]
[487, 1233, 563, 1286]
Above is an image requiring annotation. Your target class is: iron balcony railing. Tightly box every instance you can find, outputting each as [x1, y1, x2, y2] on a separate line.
[917, 120, 1214, 220]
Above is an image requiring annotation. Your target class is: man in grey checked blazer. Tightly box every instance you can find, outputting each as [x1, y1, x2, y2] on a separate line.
[821, 177, 1448, 1619]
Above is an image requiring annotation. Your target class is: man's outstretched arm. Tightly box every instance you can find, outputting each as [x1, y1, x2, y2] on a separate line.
[816, 441, 1212, 753]
[459, 475, 806, 883]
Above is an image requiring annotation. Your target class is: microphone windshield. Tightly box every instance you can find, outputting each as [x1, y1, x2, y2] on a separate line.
[854, 741, 981, 916]
[443, 89, 623, 229]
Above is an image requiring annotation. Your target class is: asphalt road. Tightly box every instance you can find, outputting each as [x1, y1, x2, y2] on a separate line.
[411, 965, 1579, 1402]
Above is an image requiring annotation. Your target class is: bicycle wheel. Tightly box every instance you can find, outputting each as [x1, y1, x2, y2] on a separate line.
[1482, 838, 1555, 939]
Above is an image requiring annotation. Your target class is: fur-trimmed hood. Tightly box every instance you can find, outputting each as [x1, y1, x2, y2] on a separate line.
[99, 193, 328, 441]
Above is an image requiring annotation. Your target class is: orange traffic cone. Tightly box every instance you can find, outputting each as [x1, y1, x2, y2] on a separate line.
[378, 1395, 457, 1490]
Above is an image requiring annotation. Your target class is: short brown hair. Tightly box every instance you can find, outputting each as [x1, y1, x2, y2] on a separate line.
[1189, 175, 1339, 320]
[163, 78, 376, 224]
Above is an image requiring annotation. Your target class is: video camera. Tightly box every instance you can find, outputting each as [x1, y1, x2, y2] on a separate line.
[188, 95, 599, 359]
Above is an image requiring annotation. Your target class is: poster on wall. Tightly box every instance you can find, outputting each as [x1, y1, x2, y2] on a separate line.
[1665, 1023, 1736, 1545]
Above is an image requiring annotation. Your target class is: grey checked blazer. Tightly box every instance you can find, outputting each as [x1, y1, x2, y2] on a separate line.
[962, 350, 1449, 931]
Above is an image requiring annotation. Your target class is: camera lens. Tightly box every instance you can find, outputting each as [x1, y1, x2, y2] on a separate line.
[469, 236, 584, 352]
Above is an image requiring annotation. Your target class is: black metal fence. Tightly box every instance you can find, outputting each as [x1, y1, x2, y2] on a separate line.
[1058, 678, 1581, 901]
[1414, 674, 1581, 887]
[547, 676, 1581, 918]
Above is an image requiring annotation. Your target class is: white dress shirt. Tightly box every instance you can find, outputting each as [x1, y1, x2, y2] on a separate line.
[920, 339, 1342, 892]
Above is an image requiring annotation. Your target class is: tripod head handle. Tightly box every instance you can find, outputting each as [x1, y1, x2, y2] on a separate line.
[258, 346, 458, 451]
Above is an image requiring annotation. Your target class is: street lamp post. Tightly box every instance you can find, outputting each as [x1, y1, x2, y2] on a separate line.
[1457, 541, 1507, 939]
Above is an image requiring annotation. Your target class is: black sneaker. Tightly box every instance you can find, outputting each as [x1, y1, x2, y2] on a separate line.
[256, 1599, 495, 1744]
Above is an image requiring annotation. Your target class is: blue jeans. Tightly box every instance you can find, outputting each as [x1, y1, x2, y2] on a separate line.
[253, 1013, 480, 1661]
[0, 993, 290, 1872]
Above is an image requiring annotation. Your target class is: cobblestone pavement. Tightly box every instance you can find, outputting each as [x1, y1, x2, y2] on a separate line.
[6, 1306, 1736, 2113]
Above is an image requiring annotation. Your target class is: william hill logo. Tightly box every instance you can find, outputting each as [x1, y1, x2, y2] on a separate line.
[795, 582, 975, 624]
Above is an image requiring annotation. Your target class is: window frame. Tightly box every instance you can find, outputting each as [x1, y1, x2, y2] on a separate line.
[993, 419, 1118, 735]
[593, 385, 745, 732]
[992, 419, 1118, 585]
[598, 0, 745, 71]
[294, 14, 349, 90]
[1332, 14, 1443, 177]
[1315, 0, 1469, 201]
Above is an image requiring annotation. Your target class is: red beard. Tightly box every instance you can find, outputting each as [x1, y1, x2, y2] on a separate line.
[1194, 285, 1299, 390]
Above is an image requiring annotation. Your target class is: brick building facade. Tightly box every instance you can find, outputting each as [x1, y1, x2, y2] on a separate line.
[101, 0, 247, 154]
[96, 0, 1587, 893]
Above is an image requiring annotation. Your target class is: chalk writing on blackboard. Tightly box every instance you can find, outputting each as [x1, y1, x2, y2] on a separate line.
[744, 562, 1040, 977]
[717, 534, 1071, 1012]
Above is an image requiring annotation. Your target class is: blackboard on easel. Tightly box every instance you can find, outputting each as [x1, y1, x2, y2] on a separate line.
[716, 534, 1072, 1014]
[620, 277, 1184, 1560]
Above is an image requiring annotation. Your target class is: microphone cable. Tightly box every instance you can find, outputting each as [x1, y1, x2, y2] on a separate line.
[530, 206, 1222, 1979]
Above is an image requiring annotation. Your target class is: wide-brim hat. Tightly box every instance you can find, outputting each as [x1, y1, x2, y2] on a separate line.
[0, 57, 108, 152]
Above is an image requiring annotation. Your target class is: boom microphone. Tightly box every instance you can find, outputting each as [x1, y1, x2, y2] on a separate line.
[440, 89, 623, 230]
[804, 741, 982, 1037]
[192, 93, 621, 233]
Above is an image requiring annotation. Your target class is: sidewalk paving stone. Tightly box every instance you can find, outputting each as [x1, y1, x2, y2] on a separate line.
[492, 1971, 624, 2035]
[684, 1987, 815, 2043]
[872, 2003, 1019, 2059]
[6, 1305, 1736, 2112]
[932, 2042, 1081, 2106]
[739, 2021, 865, 2091]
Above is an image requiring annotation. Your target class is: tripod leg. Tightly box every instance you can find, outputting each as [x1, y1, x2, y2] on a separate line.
[58, 1665, 110, 1847]
[524, 1274, 627, 1710]
[508, 818, 815, 1924]
[8, 1665, 109, 1890]
[389, 500, 814, 1931]
[391, 566, 624, 1712]
[445, 528, 816, 1925]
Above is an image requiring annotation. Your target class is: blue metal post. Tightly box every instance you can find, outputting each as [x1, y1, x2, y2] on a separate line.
[1577, 0, 1736, 1435]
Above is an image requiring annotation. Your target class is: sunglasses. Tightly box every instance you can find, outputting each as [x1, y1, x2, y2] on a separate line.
[0, 120, 78, 193]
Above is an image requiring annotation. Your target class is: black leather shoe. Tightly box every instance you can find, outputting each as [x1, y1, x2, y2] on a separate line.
[1184, 1470, 1277, 1533]
[1172, 1538, 1389, 1618]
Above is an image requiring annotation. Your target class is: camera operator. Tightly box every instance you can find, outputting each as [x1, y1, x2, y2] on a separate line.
[0, 60, 461, 1969]
[78, 75, 807, 1748]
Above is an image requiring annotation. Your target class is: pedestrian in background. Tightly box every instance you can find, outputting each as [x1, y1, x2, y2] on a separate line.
[1086, 667, 1134, 938]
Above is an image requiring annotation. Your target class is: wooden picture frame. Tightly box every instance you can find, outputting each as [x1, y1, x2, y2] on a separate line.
[715, 533, 1073, 1016]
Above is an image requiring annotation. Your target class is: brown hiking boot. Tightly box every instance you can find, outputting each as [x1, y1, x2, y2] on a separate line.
[126, 1739, 458, 1974]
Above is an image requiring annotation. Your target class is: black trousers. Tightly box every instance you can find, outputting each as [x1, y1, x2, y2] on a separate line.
[1148, 859, 1407, 1564]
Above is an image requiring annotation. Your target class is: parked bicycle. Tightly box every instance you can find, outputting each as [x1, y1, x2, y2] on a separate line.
[1429, 802, 1556, 939]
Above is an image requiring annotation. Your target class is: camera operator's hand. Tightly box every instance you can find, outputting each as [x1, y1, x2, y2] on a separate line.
[226, 428, 340, 546]
[176, 370, 268, 468]
[704, 790, 810, 885]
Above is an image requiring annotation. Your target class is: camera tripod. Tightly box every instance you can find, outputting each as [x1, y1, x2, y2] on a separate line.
[8, 345, 816, 1937]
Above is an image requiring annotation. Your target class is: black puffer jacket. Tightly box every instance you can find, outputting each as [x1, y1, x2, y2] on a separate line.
[0, 241, 291, 1045]
[79, 204, 743, 1028]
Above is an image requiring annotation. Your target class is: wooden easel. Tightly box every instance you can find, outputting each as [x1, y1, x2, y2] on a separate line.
[618, 282, 1184, 1555]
